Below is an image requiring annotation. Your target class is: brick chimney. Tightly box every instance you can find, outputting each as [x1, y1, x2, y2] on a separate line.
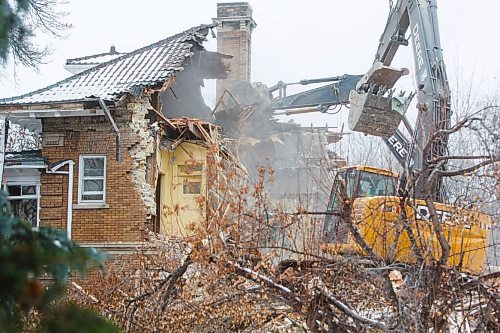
[213, 2, 256, 100]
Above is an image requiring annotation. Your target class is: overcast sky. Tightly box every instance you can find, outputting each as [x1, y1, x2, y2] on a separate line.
[0, 0, 498, 128]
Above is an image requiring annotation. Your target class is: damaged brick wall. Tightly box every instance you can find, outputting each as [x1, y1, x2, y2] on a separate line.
[40, 96, 156, 243]
[124, 98, 156, 216]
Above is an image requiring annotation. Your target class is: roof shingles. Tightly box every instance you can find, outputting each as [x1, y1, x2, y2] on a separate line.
[0, 24, 215, 106]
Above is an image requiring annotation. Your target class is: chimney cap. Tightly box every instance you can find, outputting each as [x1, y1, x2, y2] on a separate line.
[217, 2, 253, 18]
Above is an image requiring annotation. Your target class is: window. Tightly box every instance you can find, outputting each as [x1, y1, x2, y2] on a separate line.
[357, 171, 396, 197]
[326, 170, 356, 212]
[4, 183, 40, 227]
[178, 163, 202, 195]
[78, 156, 106, 204]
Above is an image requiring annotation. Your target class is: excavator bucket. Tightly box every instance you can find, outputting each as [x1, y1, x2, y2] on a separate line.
[348, 62, 410, 137]
[360, 62, 409, 89]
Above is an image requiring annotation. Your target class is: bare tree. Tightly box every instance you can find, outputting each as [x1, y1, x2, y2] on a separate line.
[69, 100, 498, 332]
[0, 0, 70, 69]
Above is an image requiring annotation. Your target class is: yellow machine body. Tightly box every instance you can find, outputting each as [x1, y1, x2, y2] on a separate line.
[322, 166, 492, 274]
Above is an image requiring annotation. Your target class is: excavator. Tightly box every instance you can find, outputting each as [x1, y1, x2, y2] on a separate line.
[219, 0, 492, 273]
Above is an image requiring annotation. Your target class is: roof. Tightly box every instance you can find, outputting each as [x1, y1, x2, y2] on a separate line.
[63, 46, 127, 75]
[341, 165, 399, 178]
[0, 24, 216, 106]
[4, 150, 47, 167]
[65, 46, 126, 66]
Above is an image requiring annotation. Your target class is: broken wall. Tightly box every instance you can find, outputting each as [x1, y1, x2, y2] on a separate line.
[160, 50, 229, 121]
[160, 65, 213, 120]
[157, 141, 207, 237]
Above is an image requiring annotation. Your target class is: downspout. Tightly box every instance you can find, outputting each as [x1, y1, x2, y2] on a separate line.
[67, 162, 74, 239]
[98, 99, 121, 162]
[47, 160, 75, 239]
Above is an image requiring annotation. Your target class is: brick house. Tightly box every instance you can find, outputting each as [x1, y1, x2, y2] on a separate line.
[0, 24, 229, 250]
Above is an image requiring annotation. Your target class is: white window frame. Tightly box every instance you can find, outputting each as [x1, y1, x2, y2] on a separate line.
[78, 155, 106, 205]
[3, 181, 41, 228]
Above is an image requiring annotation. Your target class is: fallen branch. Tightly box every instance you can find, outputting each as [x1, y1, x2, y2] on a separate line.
[125, 254, 192, 306]
[318, 286, 388, 332]
[71, 281, 99, 304]
[161, 255, 193, 310]
[230, 261, 389, 331]
[230, 261, 302, 308]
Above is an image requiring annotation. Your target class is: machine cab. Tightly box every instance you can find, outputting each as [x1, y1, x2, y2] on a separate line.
[323, 166, 398, 243]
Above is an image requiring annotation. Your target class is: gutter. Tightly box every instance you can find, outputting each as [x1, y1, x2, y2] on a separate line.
[98, 99, 121, 162]
[46, 159, 74, 240]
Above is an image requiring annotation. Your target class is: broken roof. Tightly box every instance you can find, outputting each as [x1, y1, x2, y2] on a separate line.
[158, 117, 247, 174]
[0, 24, 216, 106]
[159, 117, 219, 151]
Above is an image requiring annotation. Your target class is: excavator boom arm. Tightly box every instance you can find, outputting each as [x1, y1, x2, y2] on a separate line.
[228, 0, 450, 200]
[353, 0, 451, 200]
[268, 75, 412, 169]
[270, 75, 361, 111]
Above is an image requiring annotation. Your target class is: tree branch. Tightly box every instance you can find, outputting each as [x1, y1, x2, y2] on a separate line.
[125, 255, 192, 306]
[438, 157, 500, 177]
[430, 155, 496, 163]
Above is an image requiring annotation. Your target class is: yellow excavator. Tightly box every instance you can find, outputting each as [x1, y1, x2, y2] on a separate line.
[322, 165, 491, 273]
[226, 0, 492, 273]
[324, 0, 492, 273]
